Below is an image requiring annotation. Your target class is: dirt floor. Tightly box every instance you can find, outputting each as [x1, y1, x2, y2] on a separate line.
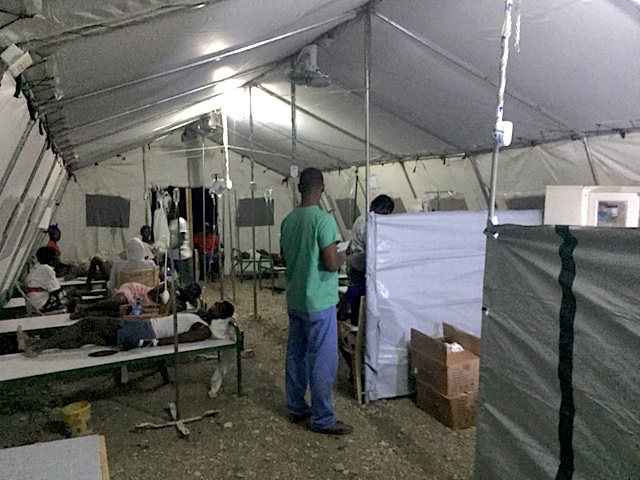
[0, 280, 475, 479]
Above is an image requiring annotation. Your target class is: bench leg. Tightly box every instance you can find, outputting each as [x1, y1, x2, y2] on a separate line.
[157, 360, 170, 385]
[114, 365, 129, 385]
[236, 333, 243, 397]
[208, 351, 232, 398]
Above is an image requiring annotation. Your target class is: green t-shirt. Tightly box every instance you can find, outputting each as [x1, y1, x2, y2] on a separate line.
[280, 205, 339, 312]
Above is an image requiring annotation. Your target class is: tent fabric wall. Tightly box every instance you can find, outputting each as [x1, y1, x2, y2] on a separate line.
[475, 225, 640, 480]
[50, 128, 640, 265]
[0, 74, 67, 306]
[53, 137, 291, 263]
[4, 1, 638, 172]
[364, 210, 541, 401]
[323, 132, 640, 223]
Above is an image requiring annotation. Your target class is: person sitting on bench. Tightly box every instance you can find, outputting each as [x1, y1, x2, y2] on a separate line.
[69, 281, 201, 319]
[106, 237, 157, 291]
[16, 300, 235, 357]
[23, 246, 66, 313]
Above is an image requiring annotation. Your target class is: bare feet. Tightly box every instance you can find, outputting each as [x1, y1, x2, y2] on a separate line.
[23, 345, 39, 358]
[16, 326, 39, 357]
[16, 326, 28, 351]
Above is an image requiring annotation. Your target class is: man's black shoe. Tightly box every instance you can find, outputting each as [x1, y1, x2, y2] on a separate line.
[309, 420, 353, 435]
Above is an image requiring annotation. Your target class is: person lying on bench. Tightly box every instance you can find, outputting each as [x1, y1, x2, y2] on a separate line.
[69, 281, 201, 319]
[16, 300, 235, 357]
[24, 246, 67, 314]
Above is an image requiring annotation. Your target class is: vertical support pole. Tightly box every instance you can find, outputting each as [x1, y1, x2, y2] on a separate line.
[234, 190, 240, 262]
[220, 106, 233, 302]
[185, 189, 194, 281]
[142, 145, 149, 225]
[364, 8, 372, 212]
[267, 198, 273, 255]
[488, 0, 514, 225]
[362, 9, 372, 403]
[290, 63, 298, 209]
[201, 137, 207, 286]
[171, 257, 181, 419]
[227, 186, 236, 303]
[353, 169, 359, 224]
[219, 192, 225, 300]
[249, 86, 258, 320]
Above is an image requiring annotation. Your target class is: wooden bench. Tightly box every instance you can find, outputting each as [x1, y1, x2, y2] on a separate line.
[59, 277, 108, 289]
[0, 312, 76, 335]
[0, 321, 244, 396]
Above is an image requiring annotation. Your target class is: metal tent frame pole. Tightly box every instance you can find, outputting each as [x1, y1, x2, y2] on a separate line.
[142, 145, 150, 225]
[290, 62, 298, 208]
[234, 190, 241, 267]
[582, 136, 600, 185]
[220, 107, 234, 301]
[360, 7, 372, 406]
[227, 184, 236, 303]
[488, 0, 514, 225]
[201, 137, 208, 286]
[171, 257, 181, 415]
[364, 9, 371, 212]
[249, 86, 259, 320]
[219, 192, 226, 300]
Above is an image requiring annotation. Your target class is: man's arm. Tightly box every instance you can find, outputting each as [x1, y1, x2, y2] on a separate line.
[156, 322, 211, 346]
[321, 242, 346, 272]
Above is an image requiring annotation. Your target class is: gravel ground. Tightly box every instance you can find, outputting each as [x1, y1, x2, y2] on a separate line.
[0, 280, 475, 479]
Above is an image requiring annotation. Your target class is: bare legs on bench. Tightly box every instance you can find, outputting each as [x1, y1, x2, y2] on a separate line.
[16, 317, 119, 357]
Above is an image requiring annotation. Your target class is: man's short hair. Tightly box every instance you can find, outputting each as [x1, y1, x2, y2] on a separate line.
[47, 224, 60, 239]
[298, 168, 324, 195]
[217, 300, 235, 319]
[35, 246, 57, 266]
[370, 195, 395, 214]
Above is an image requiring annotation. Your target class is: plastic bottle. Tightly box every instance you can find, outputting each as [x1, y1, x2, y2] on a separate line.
[132, 297, 143, 316]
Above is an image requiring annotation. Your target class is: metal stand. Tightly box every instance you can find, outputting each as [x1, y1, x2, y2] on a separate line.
[135, 406, 219, 437]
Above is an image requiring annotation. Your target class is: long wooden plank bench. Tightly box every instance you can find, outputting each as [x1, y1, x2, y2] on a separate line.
[0, 312, 76, 334]
[0, 321, 244, 396]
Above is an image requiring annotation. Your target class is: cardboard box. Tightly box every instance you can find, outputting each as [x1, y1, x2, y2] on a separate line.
[410, 323, 480, 364]
[410, 323, 480, 396]
[411, 349, 479, 396]
[416, 380, 477, 430]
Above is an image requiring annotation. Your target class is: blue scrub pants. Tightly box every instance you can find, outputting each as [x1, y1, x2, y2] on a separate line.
[286, 306, 338, 429]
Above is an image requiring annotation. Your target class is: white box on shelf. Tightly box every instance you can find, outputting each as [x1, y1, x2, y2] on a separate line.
[544, 185, 640, 227]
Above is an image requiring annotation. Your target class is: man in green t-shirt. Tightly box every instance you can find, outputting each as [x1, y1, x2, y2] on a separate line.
[280, 167, 352, 435]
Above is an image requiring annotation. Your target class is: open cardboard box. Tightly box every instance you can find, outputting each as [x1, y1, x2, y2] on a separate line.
[411, 322, 480, 364]
[411, 322, 480, 396]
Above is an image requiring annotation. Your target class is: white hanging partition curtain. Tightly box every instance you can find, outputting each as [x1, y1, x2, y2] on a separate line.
[364, 209, 542, 401]
[476, 225, 640, 479]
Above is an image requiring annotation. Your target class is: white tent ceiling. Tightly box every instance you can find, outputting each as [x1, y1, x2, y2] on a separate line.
[2, 0, 639, 175]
